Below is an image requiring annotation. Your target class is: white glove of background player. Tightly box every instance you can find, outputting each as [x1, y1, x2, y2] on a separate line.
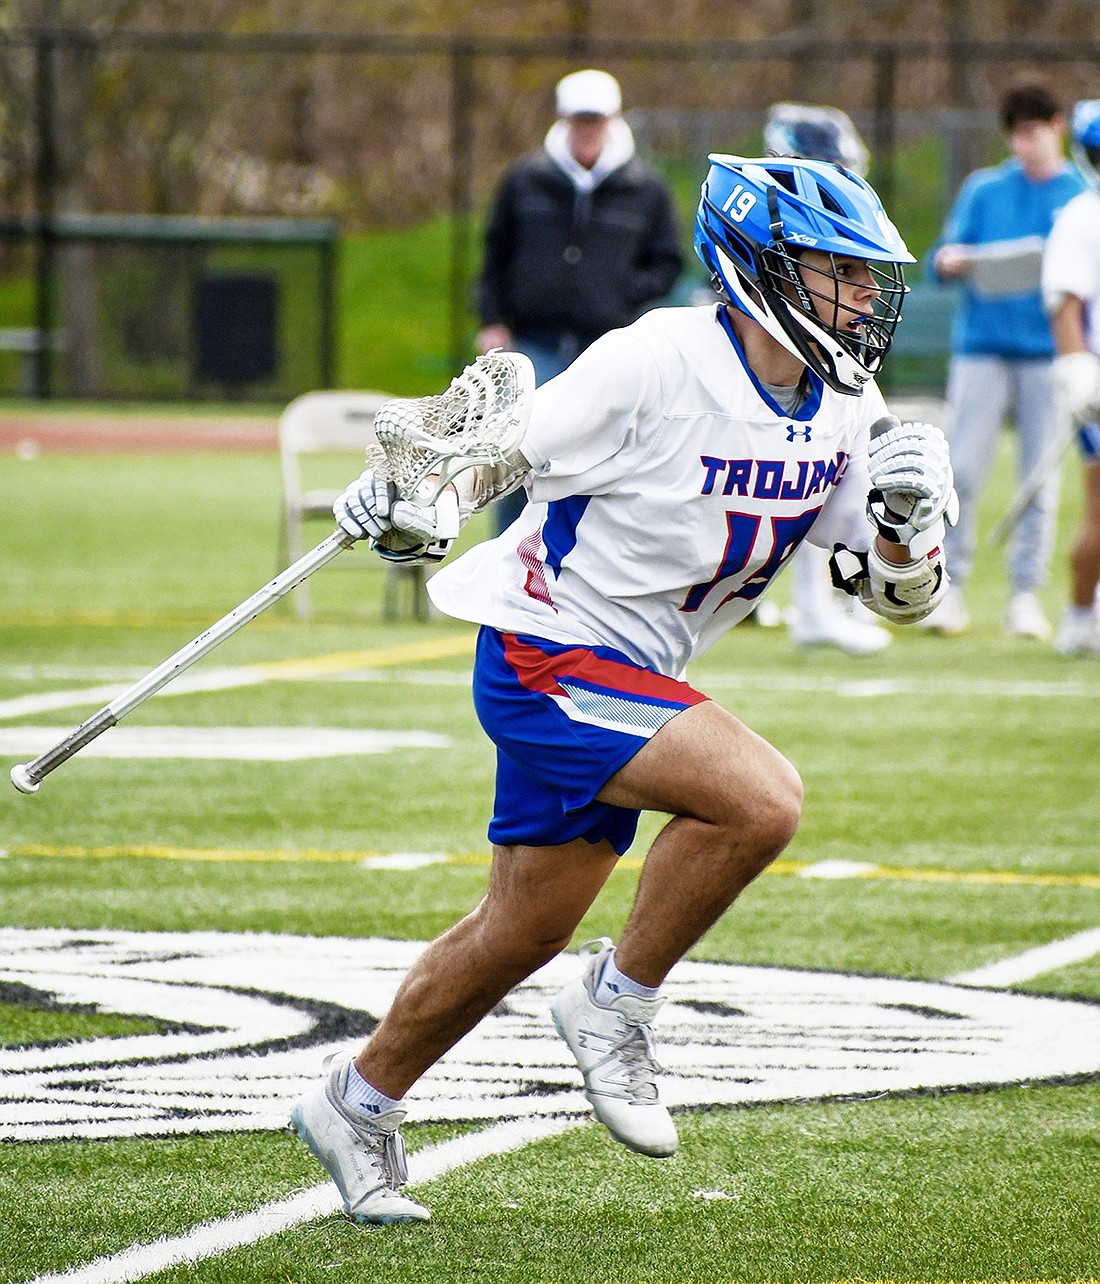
[1052, 351, 1100, 422]
[867, 419, 958, 557]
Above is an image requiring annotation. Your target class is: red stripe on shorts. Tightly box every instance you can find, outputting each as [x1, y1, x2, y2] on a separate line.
[501, 634, 708, 707]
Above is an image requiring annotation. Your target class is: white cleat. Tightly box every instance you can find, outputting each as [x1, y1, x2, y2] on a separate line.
[551, 938, 678, 1158]
[788, 609, 892, 655]
[916, 583, 970, 635]
[1054, 606, 1100, 656]
[289, 1055, 431, 1224]
[1004, 592, 1052, 641]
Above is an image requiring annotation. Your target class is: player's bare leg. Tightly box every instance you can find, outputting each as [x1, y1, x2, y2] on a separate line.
[1069, 461, 1100, 608]
[549, 699, 802, 1158]
[292, 836, 618, 1221]
[355, 836, 619, 1098]
[1057, 460, 1100, 654]
[344, 700, 800, 1163]
[600, 699, 803, 985]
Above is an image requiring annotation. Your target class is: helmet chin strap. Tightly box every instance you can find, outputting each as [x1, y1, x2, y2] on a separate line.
[787, 301, 876, 391]
[714, 245, 873, 394]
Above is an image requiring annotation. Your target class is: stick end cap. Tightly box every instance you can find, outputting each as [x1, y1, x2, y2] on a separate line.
[10, 764, 39, 795]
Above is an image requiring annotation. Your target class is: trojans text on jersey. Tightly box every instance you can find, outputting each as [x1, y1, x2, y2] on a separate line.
[697, 451, 850, 502]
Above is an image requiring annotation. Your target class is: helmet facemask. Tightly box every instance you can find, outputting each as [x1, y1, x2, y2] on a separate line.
[759, 238, 907, 392]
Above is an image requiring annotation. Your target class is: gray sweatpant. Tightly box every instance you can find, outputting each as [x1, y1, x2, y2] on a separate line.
[943, 354, 1061, 593]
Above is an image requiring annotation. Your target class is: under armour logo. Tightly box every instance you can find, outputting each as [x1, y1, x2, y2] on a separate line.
[786, 425, 813, 443]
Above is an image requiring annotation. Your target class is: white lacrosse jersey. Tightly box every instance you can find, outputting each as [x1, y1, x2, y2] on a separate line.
[428, 304, 886, 678]
[1043, 189, 1100, 356]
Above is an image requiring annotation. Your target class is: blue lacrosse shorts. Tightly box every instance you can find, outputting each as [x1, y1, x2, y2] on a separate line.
[472, 627, 709, 855]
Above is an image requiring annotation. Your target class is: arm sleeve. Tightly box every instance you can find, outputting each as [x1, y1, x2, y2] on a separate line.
[926, 175, 981, 284]
[803, 383, 890, 554]
[521, 328, 662, 502]
[1042, 198, 1099, 312]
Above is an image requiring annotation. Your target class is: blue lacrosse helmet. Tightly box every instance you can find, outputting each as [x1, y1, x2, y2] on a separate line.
[694, 154, 914, 395]
[1071, 99, 1100, 188]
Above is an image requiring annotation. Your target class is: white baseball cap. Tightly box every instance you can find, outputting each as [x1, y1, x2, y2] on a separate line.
[555, 69, 622, 119]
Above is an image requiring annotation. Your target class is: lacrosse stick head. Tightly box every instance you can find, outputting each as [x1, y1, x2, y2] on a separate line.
[368, 351, 535, 504]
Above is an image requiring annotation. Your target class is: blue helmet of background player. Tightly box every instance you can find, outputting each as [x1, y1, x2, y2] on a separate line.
[1070, 99, 1100, 188]
[764, 102, 871, 177]
[693, 154, 914, 395]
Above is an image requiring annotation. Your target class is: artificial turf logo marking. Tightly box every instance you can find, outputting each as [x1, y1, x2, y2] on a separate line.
[2, 927, 1098, 1143]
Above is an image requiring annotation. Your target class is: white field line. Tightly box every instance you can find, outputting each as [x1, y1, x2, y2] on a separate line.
[3, 663, 1100, 722]
[0, 668, 268, 721]
[17, 929, 1100, 1283]
[25, 1115, 581, 1284]
[949, 926, 1100, 988]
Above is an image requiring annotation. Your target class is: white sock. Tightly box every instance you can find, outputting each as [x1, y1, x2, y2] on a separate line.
[594, 951, 661, 1005]
[342, 1061, 403, 1115]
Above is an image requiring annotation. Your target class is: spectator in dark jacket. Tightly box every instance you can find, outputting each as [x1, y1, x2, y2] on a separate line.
[476, 68, 683, 532]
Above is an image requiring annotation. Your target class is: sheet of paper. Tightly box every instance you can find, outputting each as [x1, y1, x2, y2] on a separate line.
[964, 236, 1046, 297]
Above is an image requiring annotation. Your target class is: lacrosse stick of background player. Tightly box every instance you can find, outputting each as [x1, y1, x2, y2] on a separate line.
[988, 393, 1079, 547]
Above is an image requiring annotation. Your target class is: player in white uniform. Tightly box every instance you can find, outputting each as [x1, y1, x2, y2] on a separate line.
[430, 303, 887, 676]
[1043, 100, 1100, 654]
[289, 155, 957, 1224]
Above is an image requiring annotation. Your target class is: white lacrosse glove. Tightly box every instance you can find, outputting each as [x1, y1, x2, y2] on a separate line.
[333, 468, 460, 564]
[1052, 351, 1100, 422]
[334, 470, 397, 541]
[867, 419, 959, 558]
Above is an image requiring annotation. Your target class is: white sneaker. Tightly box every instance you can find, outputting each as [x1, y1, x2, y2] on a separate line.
[1054, 606, 1100, 656]
[289, 1055, 431, 1224]
[788, 608, 892, 655]
[917, 584, 970, 635]
[1004, 592, 1052, 641]
[550, 938, 678, 1158]
[749, 599, 783, 628]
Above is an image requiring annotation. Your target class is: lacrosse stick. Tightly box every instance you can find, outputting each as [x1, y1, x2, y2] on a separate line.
[10, 350, 536, 796]
[988, 398, 1078, 547]
[367, 347, 534, 507]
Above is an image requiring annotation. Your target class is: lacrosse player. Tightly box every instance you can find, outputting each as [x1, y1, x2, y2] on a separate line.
[922, 78, 1085, 639]
[290, 155, 957, 1223]
[1043, 100, 1100, 655]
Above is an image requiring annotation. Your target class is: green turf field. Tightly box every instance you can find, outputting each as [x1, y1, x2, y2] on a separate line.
[0, 428, 1098, 1283]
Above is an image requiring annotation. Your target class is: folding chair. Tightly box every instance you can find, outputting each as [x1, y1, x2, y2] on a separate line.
[277, 389, 429, 619]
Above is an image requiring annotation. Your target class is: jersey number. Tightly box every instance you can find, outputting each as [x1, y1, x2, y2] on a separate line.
[681, 509, 820, 613]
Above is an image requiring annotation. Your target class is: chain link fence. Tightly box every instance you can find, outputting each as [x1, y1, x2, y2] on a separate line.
[1, 28, 1097, 399]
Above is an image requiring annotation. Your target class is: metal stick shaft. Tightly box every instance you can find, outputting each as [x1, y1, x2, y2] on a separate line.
[989, 401, 1077, 547]
[10, 529, 355, 794]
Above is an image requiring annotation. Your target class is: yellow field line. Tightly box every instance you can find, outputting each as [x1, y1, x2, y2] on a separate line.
[5, 843, 1098, 889]
[248, 634, 475, 677]
[3, 608, 293, 629]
